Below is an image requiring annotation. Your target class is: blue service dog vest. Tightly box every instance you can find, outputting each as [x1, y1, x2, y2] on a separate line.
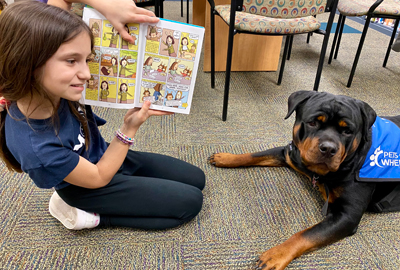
[356, 116, 400, 213]
[357, 116, 400, 182]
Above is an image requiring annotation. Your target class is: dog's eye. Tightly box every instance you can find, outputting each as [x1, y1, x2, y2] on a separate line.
[308, 121, 317, 127]
[342, 129, 353, 135]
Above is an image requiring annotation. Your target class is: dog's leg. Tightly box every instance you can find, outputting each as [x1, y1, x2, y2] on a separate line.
[254, 181, 375, 270]
[208, 147, 287, 168]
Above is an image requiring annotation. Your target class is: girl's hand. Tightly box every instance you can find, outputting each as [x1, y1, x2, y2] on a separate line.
[83, 0, 159, 44]
[122, 101, 173, 135]
[49, 0, 159, 44]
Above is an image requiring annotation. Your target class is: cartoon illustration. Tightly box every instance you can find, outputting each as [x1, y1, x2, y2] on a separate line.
[153, 83, 163, 101]
[100, 80, 110, 102]
[119, 57, 135, 78]
[142, 88, 151, 102]
[101, 56, 118, 76]
[90, 21, 100, 37]
[179, 37, 189, 58]
[162, 35, 177, 57]
[168, 60, 180, 77]
[118, 82, 133, 103]
[146, 26, 160, 41]
[143, 56, 153, 76]
[103, 26, 119, 48]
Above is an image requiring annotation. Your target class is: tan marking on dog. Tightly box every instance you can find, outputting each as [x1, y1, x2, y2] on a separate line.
[338, 120, 347, 127]
[209, 153, 284, 168]
[257, 228, 319, 270]
[293, 124, 301, 142]
[317, 115, 326, 122]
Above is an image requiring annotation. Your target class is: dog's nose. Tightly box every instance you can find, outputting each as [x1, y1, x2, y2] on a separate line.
[319, 142, 338, 157]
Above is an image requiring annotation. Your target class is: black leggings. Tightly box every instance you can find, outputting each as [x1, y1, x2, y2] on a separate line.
[56, 150, 205, 230]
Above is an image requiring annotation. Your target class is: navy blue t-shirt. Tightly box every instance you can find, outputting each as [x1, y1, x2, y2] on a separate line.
[5, 99, 108, 189]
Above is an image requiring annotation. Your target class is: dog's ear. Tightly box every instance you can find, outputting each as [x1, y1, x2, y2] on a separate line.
[357, 100, 377, 142]
[284, 90, 317, 119]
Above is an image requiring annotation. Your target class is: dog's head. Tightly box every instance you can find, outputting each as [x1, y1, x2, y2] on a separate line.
[285, 91, 376, 176]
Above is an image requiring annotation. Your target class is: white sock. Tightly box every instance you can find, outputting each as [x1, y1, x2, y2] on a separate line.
[49, 191, 100, 230]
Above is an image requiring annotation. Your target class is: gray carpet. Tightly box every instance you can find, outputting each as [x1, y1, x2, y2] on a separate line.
[1, 2, 400, 269]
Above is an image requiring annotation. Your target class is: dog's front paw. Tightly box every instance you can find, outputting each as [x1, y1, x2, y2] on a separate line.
[254, 246, 293, 270]
[208, 153, 241, 167]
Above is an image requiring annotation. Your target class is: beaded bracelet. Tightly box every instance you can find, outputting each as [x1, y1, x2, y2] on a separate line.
[115, 129, 135, 146]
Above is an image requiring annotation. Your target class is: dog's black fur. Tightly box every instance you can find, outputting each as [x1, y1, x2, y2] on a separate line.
[208, 91, 400, 270]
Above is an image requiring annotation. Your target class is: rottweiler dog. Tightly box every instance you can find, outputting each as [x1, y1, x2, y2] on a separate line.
[209, 90, 400, 270]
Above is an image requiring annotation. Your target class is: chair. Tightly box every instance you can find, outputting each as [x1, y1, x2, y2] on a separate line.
[208, 0, 338, 121]
[328, 0, 400, 87]
[181, 0, 190, 23]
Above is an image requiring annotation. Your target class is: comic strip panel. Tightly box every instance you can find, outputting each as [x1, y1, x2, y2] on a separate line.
[85, 75, 100, 101]
[142, 53, 169, 82]
[145, 25, 162, 54]
[99, 76, 118, 103]
[88, 46, 101, 75]
[178, 32, 200, 61]
[121, 23, 140, 51]
[166, 58, 194, 88]
[159, 28, 180, 58]
[89, 18, 102, 46]
[164, 87, 189, 110]
[119, 50, 138, 79]
[102, 20, 120, 48]
[140, 80, 165, 105]
[100, 48, 119, 77]
[117, 78, 135, 104]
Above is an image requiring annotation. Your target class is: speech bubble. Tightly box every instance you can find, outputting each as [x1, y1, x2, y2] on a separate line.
[103, 56, 111, 60]
[141, 81, 157, 88]
[173, 30, 181, 39]
[189, 34, 199, 39]
[129, 26, 138, 31]
[127, 59, 136, 63]
[106, 23, 113, 28]
[178, 64, 186, 69]
[109, 81, 116, 85]
[128, 83, 135, 87]
[157, 28, 162, 33]
[166, 100, 182, 107]
[153, 57, 161, 62]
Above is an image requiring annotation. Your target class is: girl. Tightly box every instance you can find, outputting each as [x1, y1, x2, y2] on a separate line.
[0, 2, 205, 230]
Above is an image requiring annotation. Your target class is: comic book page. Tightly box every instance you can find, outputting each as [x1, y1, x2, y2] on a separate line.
[82, 7, 204, 114]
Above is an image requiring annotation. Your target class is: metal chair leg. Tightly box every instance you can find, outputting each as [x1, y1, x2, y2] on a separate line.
[211, 8, 215, 89]
[328, 13, 343, 64]
[334, 15, 346, 60]
[277, 35, 291, 85]
[383, 18, 399, 67]
[187, 0, 189, 23]
[347, 15, 372, 88]
[313, 0, 337, 91]
[287, 35, 293, 61]
[181, 0, 183, 17]
[222, 17, 236, 121]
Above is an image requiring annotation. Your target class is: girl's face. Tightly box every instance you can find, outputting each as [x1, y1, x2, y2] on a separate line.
[167, 37, 172, 44]
[182, 38, 188, 45]
[121, 84, 127, 91]
[39, 31, 91, 104]
[111, 58, 116, 65]
[122, 59, 127, 67]
[101, 82, 107, 89]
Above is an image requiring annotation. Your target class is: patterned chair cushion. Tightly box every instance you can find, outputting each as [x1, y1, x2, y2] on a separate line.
[337, 0, 400, 16]
[242, 0, 327, 18]
[215, 5, 322, 34]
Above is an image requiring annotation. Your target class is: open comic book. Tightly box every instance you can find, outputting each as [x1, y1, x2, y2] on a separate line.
[82, 7, 204, 114]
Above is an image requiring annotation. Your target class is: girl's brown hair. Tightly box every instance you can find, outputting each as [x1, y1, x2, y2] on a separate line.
[0, 1, 94, 172]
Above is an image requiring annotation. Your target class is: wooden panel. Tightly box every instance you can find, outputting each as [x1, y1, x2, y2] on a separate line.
[193, 0, 282, 72]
